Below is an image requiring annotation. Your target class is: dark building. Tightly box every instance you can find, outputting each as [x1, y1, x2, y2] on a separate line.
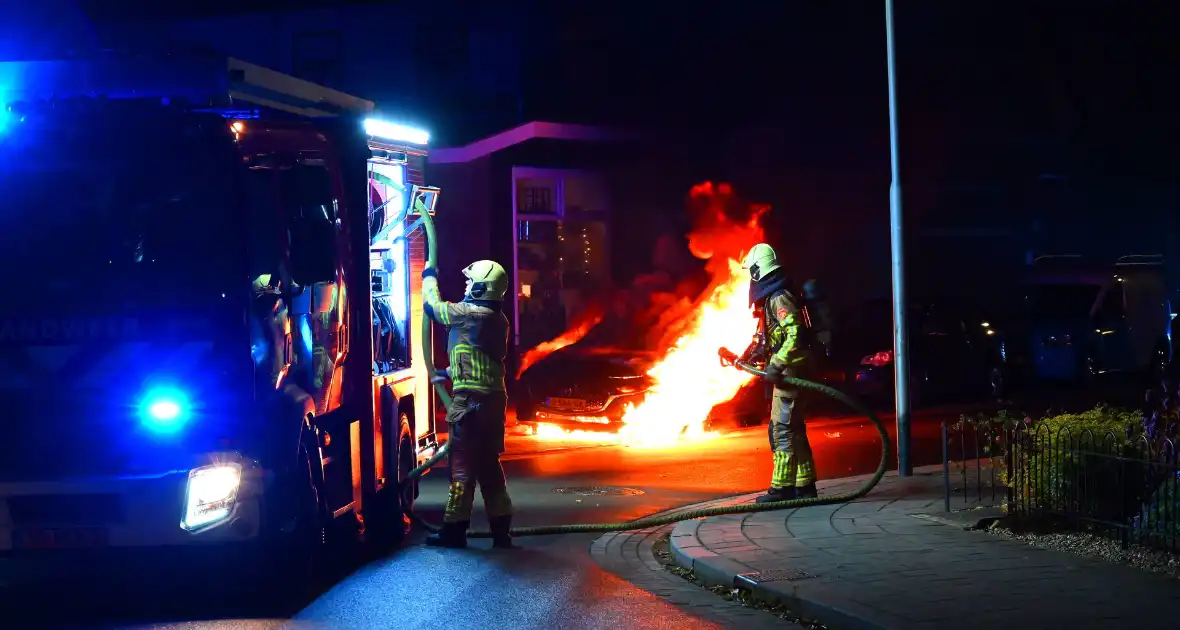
[428, 123, 630, 355]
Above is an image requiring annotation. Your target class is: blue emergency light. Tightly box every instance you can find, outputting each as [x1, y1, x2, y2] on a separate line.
[138, 386, 192, 435]
[0, 56, 380, 122]
[0, 103, 16, 133]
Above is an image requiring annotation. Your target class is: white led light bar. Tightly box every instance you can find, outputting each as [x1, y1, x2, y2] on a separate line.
[364, 118, 429, 145]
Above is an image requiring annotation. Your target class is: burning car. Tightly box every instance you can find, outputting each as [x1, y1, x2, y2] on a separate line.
[510, 182, 780, 446]
[515, 344, 766, 434]
[515, 346, 658, 432]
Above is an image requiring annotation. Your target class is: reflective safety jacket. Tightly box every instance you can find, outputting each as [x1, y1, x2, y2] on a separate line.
[423, 276, 509, 393]
[763, 289, 812, 369]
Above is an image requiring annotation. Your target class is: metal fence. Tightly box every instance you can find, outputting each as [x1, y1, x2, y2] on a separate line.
[942, 417, 1010, 512]
[943, 415, 1180, 551]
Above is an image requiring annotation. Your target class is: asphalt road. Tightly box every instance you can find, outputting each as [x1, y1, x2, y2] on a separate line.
[25, 405, 970, 629]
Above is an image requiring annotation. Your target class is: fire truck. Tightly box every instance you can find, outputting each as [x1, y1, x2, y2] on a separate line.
[0, 55, 440, 583]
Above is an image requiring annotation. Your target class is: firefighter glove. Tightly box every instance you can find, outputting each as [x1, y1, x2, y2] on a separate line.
[764, 359, 786, 383]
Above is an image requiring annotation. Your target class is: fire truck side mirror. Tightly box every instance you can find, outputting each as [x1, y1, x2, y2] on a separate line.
[409, 185, 439, 215]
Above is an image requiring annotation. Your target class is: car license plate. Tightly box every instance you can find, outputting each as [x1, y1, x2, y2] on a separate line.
[547, 397, 587, 411]
[13, 527, 107, 550]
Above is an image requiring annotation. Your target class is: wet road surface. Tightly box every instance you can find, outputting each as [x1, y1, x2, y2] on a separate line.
[26, 406, 969, 629]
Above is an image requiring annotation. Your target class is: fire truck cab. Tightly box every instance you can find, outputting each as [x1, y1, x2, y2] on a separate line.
[0, 55, 440, 583]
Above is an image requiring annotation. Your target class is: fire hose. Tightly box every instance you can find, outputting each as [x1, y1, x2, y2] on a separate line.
[400, 204, 891, 538]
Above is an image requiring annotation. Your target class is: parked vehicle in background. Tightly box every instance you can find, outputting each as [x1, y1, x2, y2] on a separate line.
[832, 296, 1007, 408]
[1014, 254, 1173, 386]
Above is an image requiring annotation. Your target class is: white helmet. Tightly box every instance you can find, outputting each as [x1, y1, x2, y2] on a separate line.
[742, 243, 781, 282]
[463, 260, 508, 301]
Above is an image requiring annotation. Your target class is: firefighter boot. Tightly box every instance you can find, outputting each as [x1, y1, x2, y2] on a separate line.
[795, 483, 818, 499]
[425, 521, 469, 549]
[755, 486, 796, 504]
[489, 515, 514, 549]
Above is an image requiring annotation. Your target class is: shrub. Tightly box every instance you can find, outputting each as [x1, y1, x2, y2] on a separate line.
[951, 410, 1025, 477]
[1014, 406, 1149, 529]
[1134, 378, 1180, 542]
[954, 403, 1180, 544]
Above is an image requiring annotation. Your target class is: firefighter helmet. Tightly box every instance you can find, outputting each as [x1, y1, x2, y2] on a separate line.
[742, 244, 781, 282]
[463, 260, 508, 301]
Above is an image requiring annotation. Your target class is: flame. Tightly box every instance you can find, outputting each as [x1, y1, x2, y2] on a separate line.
[616, 257, 757, 448]
[516, 311, 604, 378]
[532, 182, 767, 448]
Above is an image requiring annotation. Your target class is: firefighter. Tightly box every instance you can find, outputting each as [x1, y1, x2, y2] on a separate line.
[739, 244, 819, 503]
[421, 260, 514, 548]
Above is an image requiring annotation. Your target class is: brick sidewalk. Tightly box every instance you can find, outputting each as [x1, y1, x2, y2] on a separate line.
[669, 465, 1180, 630]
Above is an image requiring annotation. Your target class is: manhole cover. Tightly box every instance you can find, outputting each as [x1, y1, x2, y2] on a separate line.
[736, 569, 815, 584]
[552, 486, 645, 496]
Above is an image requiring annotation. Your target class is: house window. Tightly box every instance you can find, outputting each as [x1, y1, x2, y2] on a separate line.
[517, 178, 558, 215]
[521, 186, 553, 214]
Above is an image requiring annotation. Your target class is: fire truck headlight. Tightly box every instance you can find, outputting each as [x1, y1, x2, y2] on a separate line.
[138, 387, 191, 435]
[181, 463, 242, 531]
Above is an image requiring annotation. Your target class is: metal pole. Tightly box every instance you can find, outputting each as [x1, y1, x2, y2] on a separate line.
[885, 0, 912, 476]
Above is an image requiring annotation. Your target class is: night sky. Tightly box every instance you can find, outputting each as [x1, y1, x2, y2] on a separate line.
[7, 0, 1177, 299]
[67, 2, 1175, 177]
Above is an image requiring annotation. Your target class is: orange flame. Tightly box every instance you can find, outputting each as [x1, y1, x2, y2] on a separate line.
[516, 311, 605, 379]
[617, 257, 758, 447]
[533, 182, 768, 448]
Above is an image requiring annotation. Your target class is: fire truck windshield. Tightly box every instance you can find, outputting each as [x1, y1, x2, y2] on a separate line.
[0, 110, 246, 303]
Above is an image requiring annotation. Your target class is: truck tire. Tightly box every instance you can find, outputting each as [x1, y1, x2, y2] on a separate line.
[264, 419, 330, 602]
[395, 412, 416, 534]
[372, 411, 415, 548]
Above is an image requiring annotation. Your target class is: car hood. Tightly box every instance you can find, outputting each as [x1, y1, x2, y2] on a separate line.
[523, 348, 656, 391]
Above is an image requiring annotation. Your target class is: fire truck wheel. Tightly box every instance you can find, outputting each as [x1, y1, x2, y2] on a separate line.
[266, 420, 331, 597]
[395, 412, 416, 535]
[372, 412, 415, 548]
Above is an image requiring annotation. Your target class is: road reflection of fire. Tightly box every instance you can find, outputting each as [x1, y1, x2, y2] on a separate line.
[529, 182, 766, 448]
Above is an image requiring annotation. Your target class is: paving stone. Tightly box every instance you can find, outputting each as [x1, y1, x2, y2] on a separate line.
[589, 525, 791, 629]
[661, 466, 1180, 630]
[829, 517, 886, 535]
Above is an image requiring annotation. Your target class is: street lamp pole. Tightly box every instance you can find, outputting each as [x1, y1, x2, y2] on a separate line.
[885, 0, 913, 476]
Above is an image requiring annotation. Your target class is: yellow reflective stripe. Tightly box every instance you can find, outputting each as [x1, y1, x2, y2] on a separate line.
[774, 312, 799, 361]
[423, 282, 450, 325]
[796, 459, 816, 486]
[444, 480, 475, 522]
[771, 450, 793, 487]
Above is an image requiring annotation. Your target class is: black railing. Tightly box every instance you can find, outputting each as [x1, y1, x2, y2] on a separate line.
[943, 413, 1180, 552]
[942, 416, 1013, 512]
[1009, 423, 1180, 551]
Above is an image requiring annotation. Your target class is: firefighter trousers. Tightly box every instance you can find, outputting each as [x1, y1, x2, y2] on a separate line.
[768, 387, 817, 488]
[444, 390, 514, 523]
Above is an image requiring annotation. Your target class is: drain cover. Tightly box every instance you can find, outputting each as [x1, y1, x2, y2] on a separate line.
[552, 486, 645, 496]
[736, 569, 815, 584]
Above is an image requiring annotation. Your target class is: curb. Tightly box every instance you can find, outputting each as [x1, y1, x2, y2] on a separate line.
[668, 500, 896, 630]
[910, 506, 1004, 531]
[668, 519, 755, 588]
